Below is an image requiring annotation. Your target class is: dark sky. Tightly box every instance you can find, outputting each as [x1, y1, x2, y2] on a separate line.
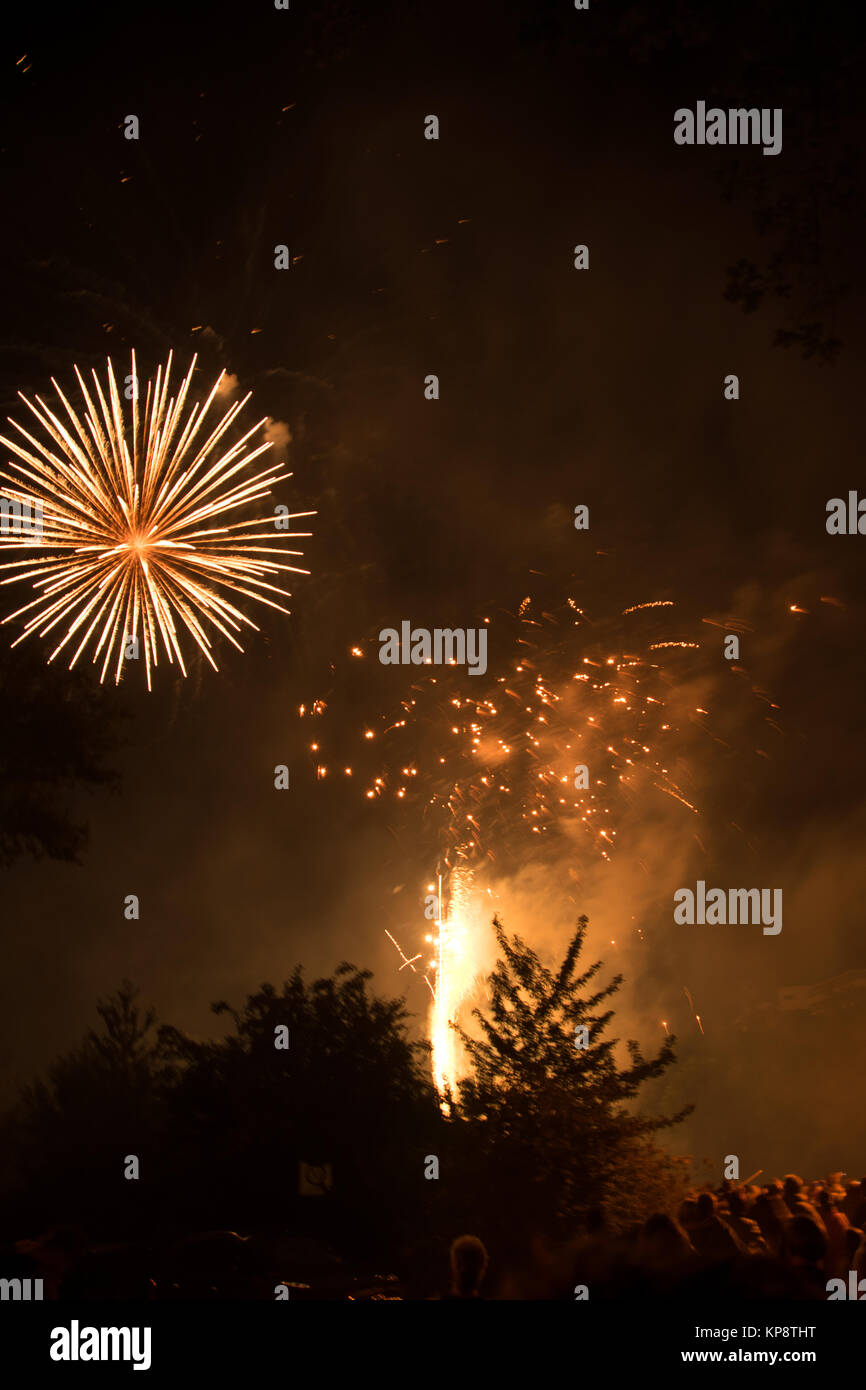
[1, 0, 865, 1177]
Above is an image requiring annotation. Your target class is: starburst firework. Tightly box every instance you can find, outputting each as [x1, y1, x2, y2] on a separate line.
[0, 352, 313, 687]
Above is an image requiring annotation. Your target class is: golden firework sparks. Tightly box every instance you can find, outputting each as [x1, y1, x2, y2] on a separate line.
[622, 600, 675, 614]
[305, 595, 772, 1085]
[0, 352, 313, 687]
[387, 869, 480, 1106]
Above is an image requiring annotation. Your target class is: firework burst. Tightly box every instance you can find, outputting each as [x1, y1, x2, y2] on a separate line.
[0, 353, 313, 687]
[304, 597, 717, 870]
[301, 592, 777, 1095]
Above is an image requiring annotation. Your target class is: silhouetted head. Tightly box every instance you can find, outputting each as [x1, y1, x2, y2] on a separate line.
[678, 1199, 698, 1227]
[450, 1235, 488, 1297]
[783, 1174, 803, 1206]
[782, 1215, 827, 1267]
[696, 1191, 717, 1220]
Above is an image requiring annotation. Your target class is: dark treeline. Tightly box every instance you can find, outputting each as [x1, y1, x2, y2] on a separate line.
[2, 916, 863, 1300]
[0, 918, 692, 1295]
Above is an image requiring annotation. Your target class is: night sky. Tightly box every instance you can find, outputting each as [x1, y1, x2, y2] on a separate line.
[1, 0, 865, 1179]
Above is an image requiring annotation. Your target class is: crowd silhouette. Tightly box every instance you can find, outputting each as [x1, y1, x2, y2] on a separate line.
[555, 1171, 866, 1302]
[3, 1171, 864, 1300]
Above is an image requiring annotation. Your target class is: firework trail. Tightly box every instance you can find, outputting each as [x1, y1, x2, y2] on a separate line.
[384, 871, 481, 1104]
[0, 353, 313, 687]
[427, 868, 485, 1104]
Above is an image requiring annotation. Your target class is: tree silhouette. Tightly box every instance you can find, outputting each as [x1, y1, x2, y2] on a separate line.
[0, 981, 163, 1234]
[451, 915, 692, 1245]
[156, 964, 443, 1252]
[0, 967, 446, 1257]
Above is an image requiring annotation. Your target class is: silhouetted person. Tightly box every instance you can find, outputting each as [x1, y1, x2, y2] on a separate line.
[754, 1191, 789, 1256]
[844, 1226, 863, 1271]
[817, 1189, 850, 1277]
[781, 1215, 827, 1297]
[678, 1198, 699, 1231]
[851, 1183, 866, 1231]
[842, 1181, 863, 1223]
[442, 1235, 489, 1299]
[783, 1174, 804, 1214]
[691, 1191, 746, 1260]
[727, 1190, 768, 1254]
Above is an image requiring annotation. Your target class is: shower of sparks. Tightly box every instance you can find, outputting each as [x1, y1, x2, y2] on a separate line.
[387, 868, 481, 1106]
[0, 352, 313, 687]
[320, 596, 708, 872]
[429, 869, 479, 1105]
[303, 594, 778, 1077]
